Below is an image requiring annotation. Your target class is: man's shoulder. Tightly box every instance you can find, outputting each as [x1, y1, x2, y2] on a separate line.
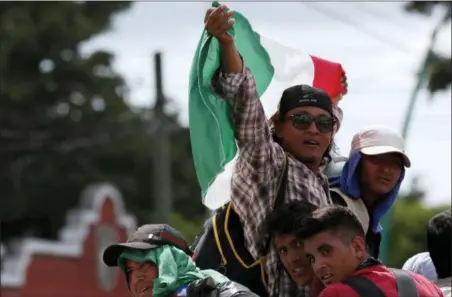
[411, 273, 446, 296]
[319, 283, 358, 297]
[402, 252, 437, 280]
[320, 266, 390, 297]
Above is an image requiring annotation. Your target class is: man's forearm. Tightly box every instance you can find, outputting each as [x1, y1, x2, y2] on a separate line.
[220, 41, 243, 73]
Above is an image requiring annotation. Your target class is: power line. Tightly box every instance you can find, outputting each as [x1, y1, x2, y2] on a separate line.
[352, 3, 410, 28]
[299, 2, 413, 55]
[352, 3, 422, 36]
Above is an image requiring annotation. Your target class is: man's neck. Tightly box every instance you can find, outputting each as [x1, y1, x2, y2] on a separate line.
[355, 255, 380, 271]
[298, 156, 321, 174]
[286, 151, 321, 174]
[305, 163, 320, 174]
[360, 188, 378, 208]
[308, 276, 325, 297]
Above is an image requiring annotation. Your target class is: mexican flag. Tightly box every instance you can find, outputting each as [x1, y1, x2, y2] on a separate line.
[189, 1, 345, 210]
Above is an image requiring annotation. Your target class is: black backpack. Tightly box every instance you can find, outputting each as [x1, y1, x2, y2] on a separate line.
[191, 155, 289, 297]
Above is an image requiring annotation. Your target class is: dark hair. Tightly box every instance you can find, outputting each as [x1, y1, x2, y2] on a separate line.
[261, 200, 318, 239]
[296, 206, 366, 242]
[427, 209, 451, 279]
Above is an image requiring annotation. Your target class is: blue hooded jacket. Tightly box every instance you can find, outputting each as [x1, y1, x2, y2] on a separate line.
[328, 152, 405, 233]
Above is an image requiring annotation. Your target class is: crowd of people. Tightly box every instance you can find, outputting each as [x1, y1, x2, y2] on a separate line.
[100, 4, 451, 297]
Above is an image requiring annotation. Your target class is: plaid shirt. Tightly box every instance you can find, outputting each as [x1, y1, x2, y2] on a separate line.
[212, 66, 336, 297]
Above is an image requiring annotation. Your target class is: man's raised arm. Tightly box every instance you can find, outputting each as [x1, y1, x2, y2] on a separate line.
[204, 4, 284, 182]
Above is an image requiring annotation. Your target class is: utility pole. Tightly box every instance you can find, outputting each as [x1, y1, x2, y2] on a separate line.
[152, 52, 172, 224]
[378, 14, 448, 264]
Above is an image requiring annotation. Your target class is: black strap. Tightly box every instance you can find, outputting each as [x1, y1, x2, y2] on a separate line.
[330, 188, 347, 207]
[342, 269, 420, 297]
[342, 275, 387, 297]
[390, 268, 420, 297]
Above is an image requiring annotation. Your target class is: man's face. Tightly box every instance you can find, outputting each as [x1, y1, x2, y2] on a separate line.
[126, 260, 158, 297]
[303, 231, 365, 287]
[274, 233, 314, 286]
[276, 106, 333, 167]
[360, 153, 403, 197]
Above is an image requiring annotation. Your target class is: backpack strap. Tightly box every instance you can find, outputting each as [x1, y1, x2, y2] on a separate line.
[330, 188, 347, 207]
[329, 188, 370, 234]
[342, 275, 387, 297]
[209, 155, 289, 272]
[390, 268, 420, 297]
[342, 269, 420, 297]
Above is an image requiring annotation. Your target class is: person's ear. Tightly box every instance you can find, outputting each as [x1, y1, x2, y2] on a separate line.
[350, 236, 366, 259]
[275, 122, 284, 138]
[271, 112, 284, 138]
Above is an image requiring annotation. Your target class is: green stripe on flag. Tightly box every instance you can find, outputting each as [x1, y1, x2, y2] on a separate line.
[189, 1, 275, 198]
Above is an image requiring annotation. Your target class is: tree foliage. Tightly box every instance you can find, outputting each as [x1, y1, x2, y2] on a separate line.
[0, 2, 205, 243]
[387, 179, 450, 268]
[404, 1, 452, 94]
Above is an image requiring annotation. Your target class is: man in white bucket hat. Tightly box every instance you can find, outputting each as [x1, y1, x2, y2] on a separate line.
[329, 125, 411, 259]
[351, 125, 411, 167]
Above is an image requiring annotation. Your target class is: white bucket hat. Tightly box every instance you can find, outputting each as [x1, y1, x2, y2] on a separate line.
[350, 125, 411, 168]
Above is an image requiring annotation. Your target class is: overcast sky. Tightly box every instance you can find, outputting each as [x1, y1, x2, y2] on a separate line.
[81, 2, 451, 206]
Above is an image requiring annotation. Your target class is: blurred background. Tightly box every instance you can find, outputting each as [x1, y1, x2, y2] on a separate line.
[0, 1, 450, 296]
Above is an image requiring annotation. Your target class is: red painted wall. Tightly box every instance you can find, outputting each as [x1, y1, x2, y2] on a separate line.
[1, 198, 132, 297]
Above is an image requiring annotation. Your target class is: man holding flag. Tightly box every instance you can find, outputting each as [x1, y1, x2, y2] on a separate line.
[190, 3, 347, 297]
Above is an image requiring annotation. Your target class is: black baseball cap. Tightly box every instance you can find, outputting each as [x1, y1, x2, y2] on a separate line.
[279, 84, 333, 117]
[102, 224, 193, 267]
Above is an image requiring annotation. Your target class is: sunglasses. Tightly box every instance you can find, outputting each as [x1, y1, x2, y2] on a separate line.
[287, 113, 335, 133]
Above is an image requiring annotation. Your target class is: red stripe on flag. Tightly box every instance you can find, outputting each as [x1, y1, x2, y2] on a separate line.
[310, 55, 344, 100]
[160, 232, 187, 248]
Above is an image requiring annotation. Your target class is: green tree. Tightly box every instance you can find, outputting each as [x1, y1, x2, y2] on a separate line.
[404, 1, 452, 93]
[171, 212, 205, 244]
[387, 179, 450, 268]
[0, 2, 205, 243]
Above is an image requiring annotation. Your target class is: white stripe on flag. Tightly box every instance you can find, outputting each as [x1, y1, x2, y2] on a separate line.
[258, 36, 315, 118]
